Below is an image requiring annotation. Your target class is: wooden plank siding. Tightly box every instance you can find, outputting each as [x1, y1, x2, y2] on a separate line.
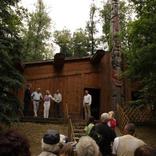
[19, 54, 113, 119]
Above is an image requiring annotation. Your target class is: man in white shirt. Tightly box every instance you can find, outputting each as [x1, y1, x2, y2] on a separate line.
[31, 88, 43, 117]
[83, 90, 92, 120]
[53, 89, 62, 117]
[112, 123, 145, 156]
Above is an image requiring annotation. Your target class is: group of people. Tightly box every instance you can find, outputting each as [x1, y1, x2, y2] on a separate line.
[0, 121, 156, 156]
[83, 112, 156, 156]
[23, 84, 62, 118]
[24, 86, 92, 119]
[20, 87, 156, 156]
[84, 111, 116, 136]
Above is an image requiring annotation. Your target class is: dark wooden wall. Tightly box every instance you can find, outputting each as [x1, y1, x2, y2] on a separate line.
[19, 54, 113, 119]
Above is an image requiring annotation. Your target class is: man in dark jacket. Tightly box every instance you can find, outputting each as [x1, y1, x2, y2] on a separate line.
[23, 84, 31, 116]
[92, 113, 116, 156]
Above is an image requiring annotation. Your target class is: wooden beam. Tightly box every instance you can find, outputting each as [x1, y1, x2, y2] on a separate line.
[54, 53, 65, 70]
[90, 50, 105, 64]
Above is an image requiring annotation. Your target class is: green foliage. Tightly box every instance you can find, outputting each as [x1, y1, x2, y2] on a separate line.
[100, 2, 112, 50]
[100, 1, 132, 51]
[54, 3, 99, 57]
[72, 29, 90, 57]
[85, 3, 98, 54]
[0, 0, 24, 125]
[54, 29, 72, 57]
[54, 28, 90, 57]
[125, 0, 156, 105]
[22, 0, 53, 61]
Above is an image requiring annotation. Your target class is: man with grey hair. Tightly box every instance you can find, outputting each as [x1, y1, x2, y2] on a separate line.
[90, 113, 116, 156]
[112, 123, 145, 156]
[76, 136, 100, 156]
[101, 112, 110, 122]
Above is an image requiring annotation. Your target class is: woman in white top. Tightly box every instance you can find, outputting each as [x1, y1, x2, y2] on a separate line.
[43, 90, 53, 118]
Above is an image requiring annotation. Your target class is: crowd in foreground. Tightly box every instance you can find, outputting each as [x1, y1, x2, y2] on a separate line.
[0, 112, 156, 156]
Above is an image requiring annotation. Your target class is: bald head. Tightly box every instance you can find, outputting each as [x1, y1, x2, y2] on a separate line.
[124, 123, 135, 135]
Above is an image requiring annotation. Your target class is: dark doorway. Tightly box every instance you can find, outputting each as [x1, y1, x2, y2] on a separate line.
[84, 88, 100, 119]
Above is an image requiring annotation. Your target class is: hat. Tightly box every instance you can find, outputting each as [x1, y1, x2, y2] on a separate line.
[43, 130, 60, 145]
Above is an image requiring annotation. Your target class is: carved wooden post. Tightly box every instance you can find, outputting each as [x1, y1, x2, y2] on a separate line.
[111, 0, 123, 110]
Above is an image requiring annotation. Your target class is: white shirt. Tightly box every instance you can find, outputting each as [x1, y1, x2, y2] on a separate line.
[83, 94, 92, 105]
[112, 135, 145, 156]
[31, 91, 42, 101]
[54, 93, 62, 103]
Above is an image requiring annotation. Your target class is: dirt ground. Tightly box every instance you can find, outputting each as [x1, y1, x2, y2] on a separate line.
[136, 125, 156, 147]
[11, 122, 68, 156]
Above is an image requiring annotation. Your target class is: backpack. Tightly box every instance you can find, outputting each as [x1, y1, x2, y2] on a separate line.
[89, 126, 102, 145]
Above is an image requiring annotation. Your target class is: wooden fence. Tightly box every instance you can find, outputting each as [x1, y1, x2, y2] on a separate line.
[117, 104, 152, 132]
[117, 104, 129, 132]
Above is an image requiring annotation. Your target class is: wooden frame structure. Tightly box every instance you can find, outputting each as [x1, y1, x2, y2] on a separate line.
[19, 51, 131, 120]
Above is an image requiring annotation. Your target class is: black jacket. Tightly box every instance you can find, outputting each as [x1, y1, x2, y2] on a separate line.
[24, 88, 31, 103]
[94, 122, 116, 156]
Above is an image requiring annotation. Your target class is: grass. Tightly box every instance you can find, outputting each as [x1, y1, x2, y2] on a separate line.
[11, 122, 68, 156]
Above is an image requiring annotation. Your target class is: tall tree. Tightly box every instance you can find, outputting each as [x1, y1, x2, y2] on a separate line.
[22, 0, 53, 61]
[53, 29, 72, 57]
[100, 2, 112, 51]
[0, 0, 24, 124]
[125, 0, 156, 106]
[86, 3, 98, 54]
[72, 29, 90, 57]
[53, 28, 91, 57]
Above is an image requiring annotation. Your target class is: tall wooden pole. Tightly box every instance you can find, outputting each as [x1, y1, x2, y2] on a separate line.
[111, 0, 123, 110]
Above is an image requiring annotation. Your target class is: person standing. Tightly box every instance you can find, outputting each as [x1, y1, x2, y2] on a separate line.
[84, 116, 95, 135]
[134, 145, 156, 156]
[90, 113, 116, 156]
[43, 90, 53, 118]
[112, 123, 146, 156]
[38, 130, 61, 156]
[0, 130, 31, 156]
[53, 89, 62, 117]
[23, 84, 31, 116]
[83, 90, 92, 120]
[107, 111, 117, 130]
[31, 88, 43, 117]
[76, 136, 100, 156]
